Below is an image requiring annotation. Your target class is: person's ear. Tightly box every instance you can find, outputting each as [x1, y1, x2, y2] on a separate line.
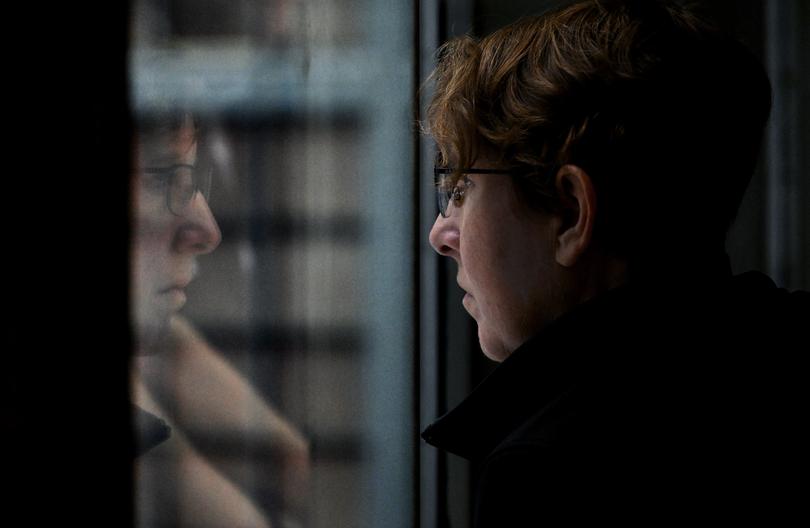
[554, 164, 597, 267]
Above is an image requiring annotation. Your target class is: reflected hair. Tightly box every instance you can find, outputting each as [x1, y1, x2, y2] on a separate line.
[135, 108, 199, 141]
[135, 108, 201, 162]
[424, 0, 772, 256]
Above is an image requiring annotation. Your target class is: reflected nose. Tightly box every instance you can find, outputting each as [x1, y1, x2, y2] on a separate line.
[174, 191, 222, 254]
[429, 213, 460, 261]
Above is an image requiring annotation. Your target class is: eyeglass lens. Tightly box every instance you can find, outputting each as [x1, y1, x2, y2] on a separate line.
[434, 171, 454, 217]
[165, 164, 212, 216]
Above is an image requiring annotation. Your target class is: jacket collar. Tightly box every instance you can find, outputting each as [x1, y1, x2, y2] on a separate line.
[421, 253, 735, 461]
[422, 284, 631, 461]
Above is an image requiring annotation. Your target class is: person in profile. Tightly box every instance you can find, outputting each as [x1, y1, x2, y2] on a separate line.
[130, 110, 309, 527]
[422, 0, 808, 525]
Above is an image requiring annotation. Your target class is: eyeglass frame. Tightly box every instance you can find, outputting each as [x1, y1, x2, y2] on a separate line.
[142, 163, 213, 216]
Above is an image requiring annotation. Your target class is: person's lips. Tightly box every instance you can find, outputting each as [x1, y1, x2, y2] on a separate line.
[158, 277, 191, 293]
[158, 287, 187, 310]
[458, 283, 475, 314]
[157, 278, 192, 310]
[461, 292, 479, 319]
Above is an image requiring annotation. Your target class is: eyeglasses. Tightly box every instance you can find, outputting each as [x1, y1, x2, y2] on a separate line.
[434, 166, 516, 217]
[142, 163, 213, 216]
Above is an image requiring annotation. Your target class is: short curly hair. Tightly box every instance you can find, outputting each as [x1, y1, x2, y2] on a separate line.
[425, 0, 771, 257]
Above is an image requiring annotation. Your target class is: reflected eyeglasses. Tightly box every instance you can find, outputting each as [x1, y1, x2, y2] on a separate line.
[142, 163, 213, 216]
[434, 166, 516, 217]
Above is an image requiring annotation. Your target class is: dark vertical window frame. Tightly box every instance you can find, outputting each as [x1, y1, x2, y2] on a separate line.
[12, 0, 135, 524]
[803, 0, 810, 292]
[413, 0, 425, 526]
[418, 0, 440, 525]
[418, 0, 441, 525]
[765, 0, 809, 291]
[89, 1, 136, 524]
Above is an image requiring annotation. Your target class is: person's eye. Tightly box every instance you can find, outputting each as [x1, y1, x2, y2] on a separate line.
[450, 186, 464, 205]
[451, 177, 472, 206]
[142, 170, 171, 193]
[170, 166, 194, 192]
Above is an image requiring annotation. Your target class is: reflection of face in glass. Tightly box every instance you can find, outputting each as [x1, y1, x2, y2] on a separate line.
[131, 115, 221, 350]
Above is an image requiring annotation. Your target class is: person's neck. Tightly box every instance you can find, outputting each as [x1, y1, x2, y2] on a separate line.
[627, 246, 731, 287]
[559, 250, 630, 317]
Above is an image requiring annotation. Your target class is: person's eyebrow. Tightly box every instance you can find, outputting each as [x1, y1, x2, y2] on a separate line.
[138, 134, 196, 167]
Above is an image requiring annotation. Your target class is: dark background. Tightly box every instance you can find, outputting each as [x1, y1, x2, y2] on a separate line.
[11, 1, 133, 525]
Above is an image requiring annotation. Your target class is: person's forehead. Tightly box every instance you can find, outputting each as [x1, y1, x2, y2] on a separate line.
[137, 122, 197, 164]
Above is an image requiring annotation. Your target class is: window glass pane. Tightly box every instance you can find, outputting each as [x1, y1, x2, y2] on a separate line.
[130, 2, 415, 527]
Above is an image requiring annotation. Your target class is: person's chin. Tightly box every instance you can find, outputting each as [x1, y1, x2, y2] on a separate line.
[135, 312, 173, 354]
[477, 328, 512, 363]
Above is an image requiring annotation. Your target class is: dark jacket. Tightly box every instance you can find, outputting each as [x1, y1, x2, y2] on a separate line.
[133, 405, 171, 457]
[423, 262, 809, 526]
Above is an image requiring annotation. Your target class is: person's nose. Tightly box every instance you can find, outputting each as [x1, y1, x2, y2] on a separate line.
[429, 213, 460, 261]
[173, 192, 222, 255]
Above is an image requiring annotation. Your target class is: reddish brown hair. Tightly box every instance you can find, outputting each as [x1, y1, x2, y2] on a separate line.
[425, 0, 771, 256]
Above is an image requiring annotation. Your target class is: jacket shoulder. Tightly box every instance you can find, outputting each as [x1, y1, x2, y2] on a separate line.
[473, 444, 576, 527]
[472, 390, 599, 526]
